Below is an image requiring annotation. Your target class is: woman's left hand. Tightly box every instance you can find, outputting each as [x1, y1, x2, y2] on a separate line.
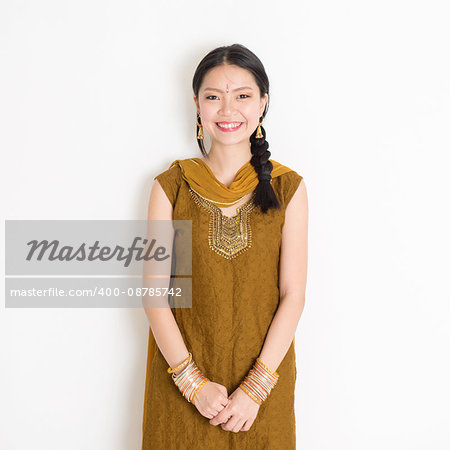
[209, 386, 260, 432]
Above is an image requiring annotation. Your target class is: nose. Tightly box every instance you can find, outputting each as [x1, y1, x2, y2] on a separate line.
[219, 95, 234, 117]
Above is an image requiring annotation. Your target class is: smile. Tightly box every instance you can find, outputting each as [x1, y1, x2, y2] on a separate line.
[216, 122, 243, 132]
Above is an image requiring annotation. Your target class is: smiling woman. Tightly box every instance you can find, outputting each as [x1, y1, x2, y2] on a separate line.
[142, 43, 308, 450]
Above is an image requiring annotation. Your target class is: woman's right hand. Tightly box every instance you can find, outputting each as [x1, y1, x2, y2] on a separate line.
[193, 381, 229, 419]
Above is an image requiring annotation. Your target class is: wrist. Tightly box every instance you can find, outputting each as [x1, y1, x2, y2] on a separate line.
[167, 352, 210, 403]
[239, 357, 279, 405]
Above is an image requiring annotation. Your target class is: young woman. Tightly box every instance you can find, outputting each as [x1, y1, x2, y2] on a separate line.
[142, 43, 308, 449]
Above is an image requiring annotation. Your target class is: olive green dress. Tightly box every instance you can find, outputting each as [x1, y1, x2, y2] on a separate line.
[142, 160, 303, 449]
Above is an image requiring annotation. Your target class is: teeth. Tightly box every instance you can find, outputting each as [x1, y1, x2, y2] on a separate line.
[217, 122, 241, 129]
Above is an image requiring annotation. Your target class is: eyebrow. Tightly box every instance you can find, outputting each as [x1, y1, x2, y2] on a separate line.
[202, 86, 254, 93]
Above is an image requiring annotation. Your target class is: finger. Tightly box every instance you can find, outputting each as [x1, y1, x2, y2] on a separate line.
[216, 401, 227, 412]
[221, 415, 239, 432]
[209, 408, 220, 417]
[210, 409, 232, 426]
[240, 418, 252, 431]
[213, 398, 225, 411]
[210, 414, 225, 426]
[221, 410, 234, 424]
[232, 417, 246, 433]
[209, 414, 221, 426]
[202, 408, 215, 419]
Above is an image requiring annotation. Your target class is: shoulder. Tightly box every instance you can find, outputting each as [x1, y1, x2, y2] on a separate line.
[270, 160, 304, 207]
[154, 160, 183, 181]
[153, 160, 184, 208]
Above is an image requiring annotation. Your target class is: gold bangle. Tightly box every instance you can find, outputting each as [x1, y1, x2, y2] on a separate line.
[256, 357, 279, 378]
[172, 359, 210, 403]
[239, 384, 262, 405]
[239, 358, 280, 405]
[167, 352, 192, 374]
[191, 378, 210, 404]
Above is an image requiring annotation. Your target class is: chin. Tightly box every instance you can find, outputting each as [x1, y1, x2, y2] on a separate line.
[215, 136, 251, 146]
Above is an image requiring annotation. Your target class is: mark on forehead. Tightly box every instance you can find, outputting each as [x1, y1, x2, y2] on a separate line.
[226, 84, 229, 93]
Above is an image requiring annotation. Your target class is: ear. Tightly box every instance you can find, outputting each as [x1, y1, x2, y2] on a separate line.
[193, 95, 200, 114]
[260, 93, 268, 116]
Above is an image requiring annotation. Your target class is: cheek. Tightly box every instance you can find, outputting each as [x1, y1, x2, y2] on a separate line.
[241, 102, 261, 121]
[199, 102, 217, 122]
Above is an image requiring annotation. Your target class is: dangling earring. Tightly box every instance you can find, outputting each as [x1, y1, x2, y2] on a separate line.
[255, 116, 263, 139]
[197, 114, 204, 140]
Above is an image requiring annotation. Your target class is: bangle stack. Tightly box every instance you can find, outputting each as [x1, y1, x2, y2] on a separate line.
[239, 357, 279, 405]
[167, 352, 210, 404]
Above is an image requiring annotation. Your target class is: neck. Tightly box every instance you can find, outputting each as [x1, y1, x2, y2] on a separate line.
[203, 141, 252, 180]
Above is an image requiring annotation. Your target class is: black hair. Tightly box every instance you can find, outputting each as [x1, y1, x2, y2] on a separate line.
[192, 43, 281, 214]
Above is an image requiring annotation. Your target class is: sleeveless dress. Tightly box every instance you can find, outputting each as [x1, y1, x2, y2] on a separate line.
[142, 159, 303, 449]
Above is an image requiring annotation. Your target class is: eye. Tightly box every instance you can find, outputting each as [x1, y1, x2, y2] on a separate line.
[238, 94, 250, 99]
[206, 95, 218, 100]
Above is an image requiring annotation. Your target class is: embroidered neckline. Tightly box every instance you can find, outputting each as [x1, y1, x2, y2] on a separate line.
[188, 186, 256, 260]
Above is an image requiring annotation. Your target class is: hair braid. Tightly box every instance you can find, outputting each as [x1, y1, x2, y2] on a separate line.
[249, 120, 281, 214]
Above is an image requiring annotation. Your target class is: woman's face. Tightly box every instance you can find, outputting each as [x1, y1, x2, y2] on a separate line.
[194, 64, 268, 147]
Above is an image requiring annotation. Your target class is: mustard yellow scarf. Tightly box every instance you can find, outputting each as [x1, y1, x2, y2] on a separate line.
[167, 157, 293, 207]
[143, 157, 295, 432]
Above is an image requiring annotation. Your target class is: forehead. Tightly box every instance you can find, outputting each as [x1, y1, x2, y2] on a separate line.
[201, 64, 256, 90]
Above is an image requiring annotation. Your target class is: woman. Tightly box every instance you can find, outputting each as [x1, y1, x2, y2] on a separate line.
[142, 43, 308, 449]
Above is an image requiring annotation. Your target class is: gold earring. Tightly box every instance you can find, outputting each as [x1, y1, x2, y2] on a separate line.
[255, 117, 263, 139]
[197, 115, 204, 140]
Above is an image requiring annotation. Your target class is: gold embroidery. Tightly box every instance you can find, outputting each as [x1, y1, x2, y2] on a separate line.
[188, 187, 256, 260]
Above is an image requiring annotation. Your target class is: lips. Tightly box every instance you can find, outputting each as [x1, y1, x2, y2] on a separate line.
[216, 122, 243, 132]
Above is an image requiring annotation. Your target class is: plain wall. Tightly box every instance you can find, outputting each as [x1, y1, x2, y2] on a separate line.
[1, 0, 449, 449]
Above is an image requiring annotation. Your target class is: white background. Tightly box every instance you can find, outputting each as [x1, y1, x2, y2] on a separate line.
[1, 1, 449, 449]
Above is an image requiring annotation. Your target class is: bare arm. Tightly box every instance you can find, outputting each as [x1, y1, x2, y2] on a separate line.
[258, 179, 309, 372]
[143, 179, 189, 375]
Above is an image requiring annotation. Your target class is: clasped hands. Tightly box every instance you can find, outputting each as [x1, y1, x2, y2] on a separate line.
[193, 380, 260, 433]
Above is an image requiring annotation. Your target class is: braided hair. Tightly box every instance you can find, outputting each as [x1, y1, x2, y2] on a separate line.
[192, 43, 281, 214]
